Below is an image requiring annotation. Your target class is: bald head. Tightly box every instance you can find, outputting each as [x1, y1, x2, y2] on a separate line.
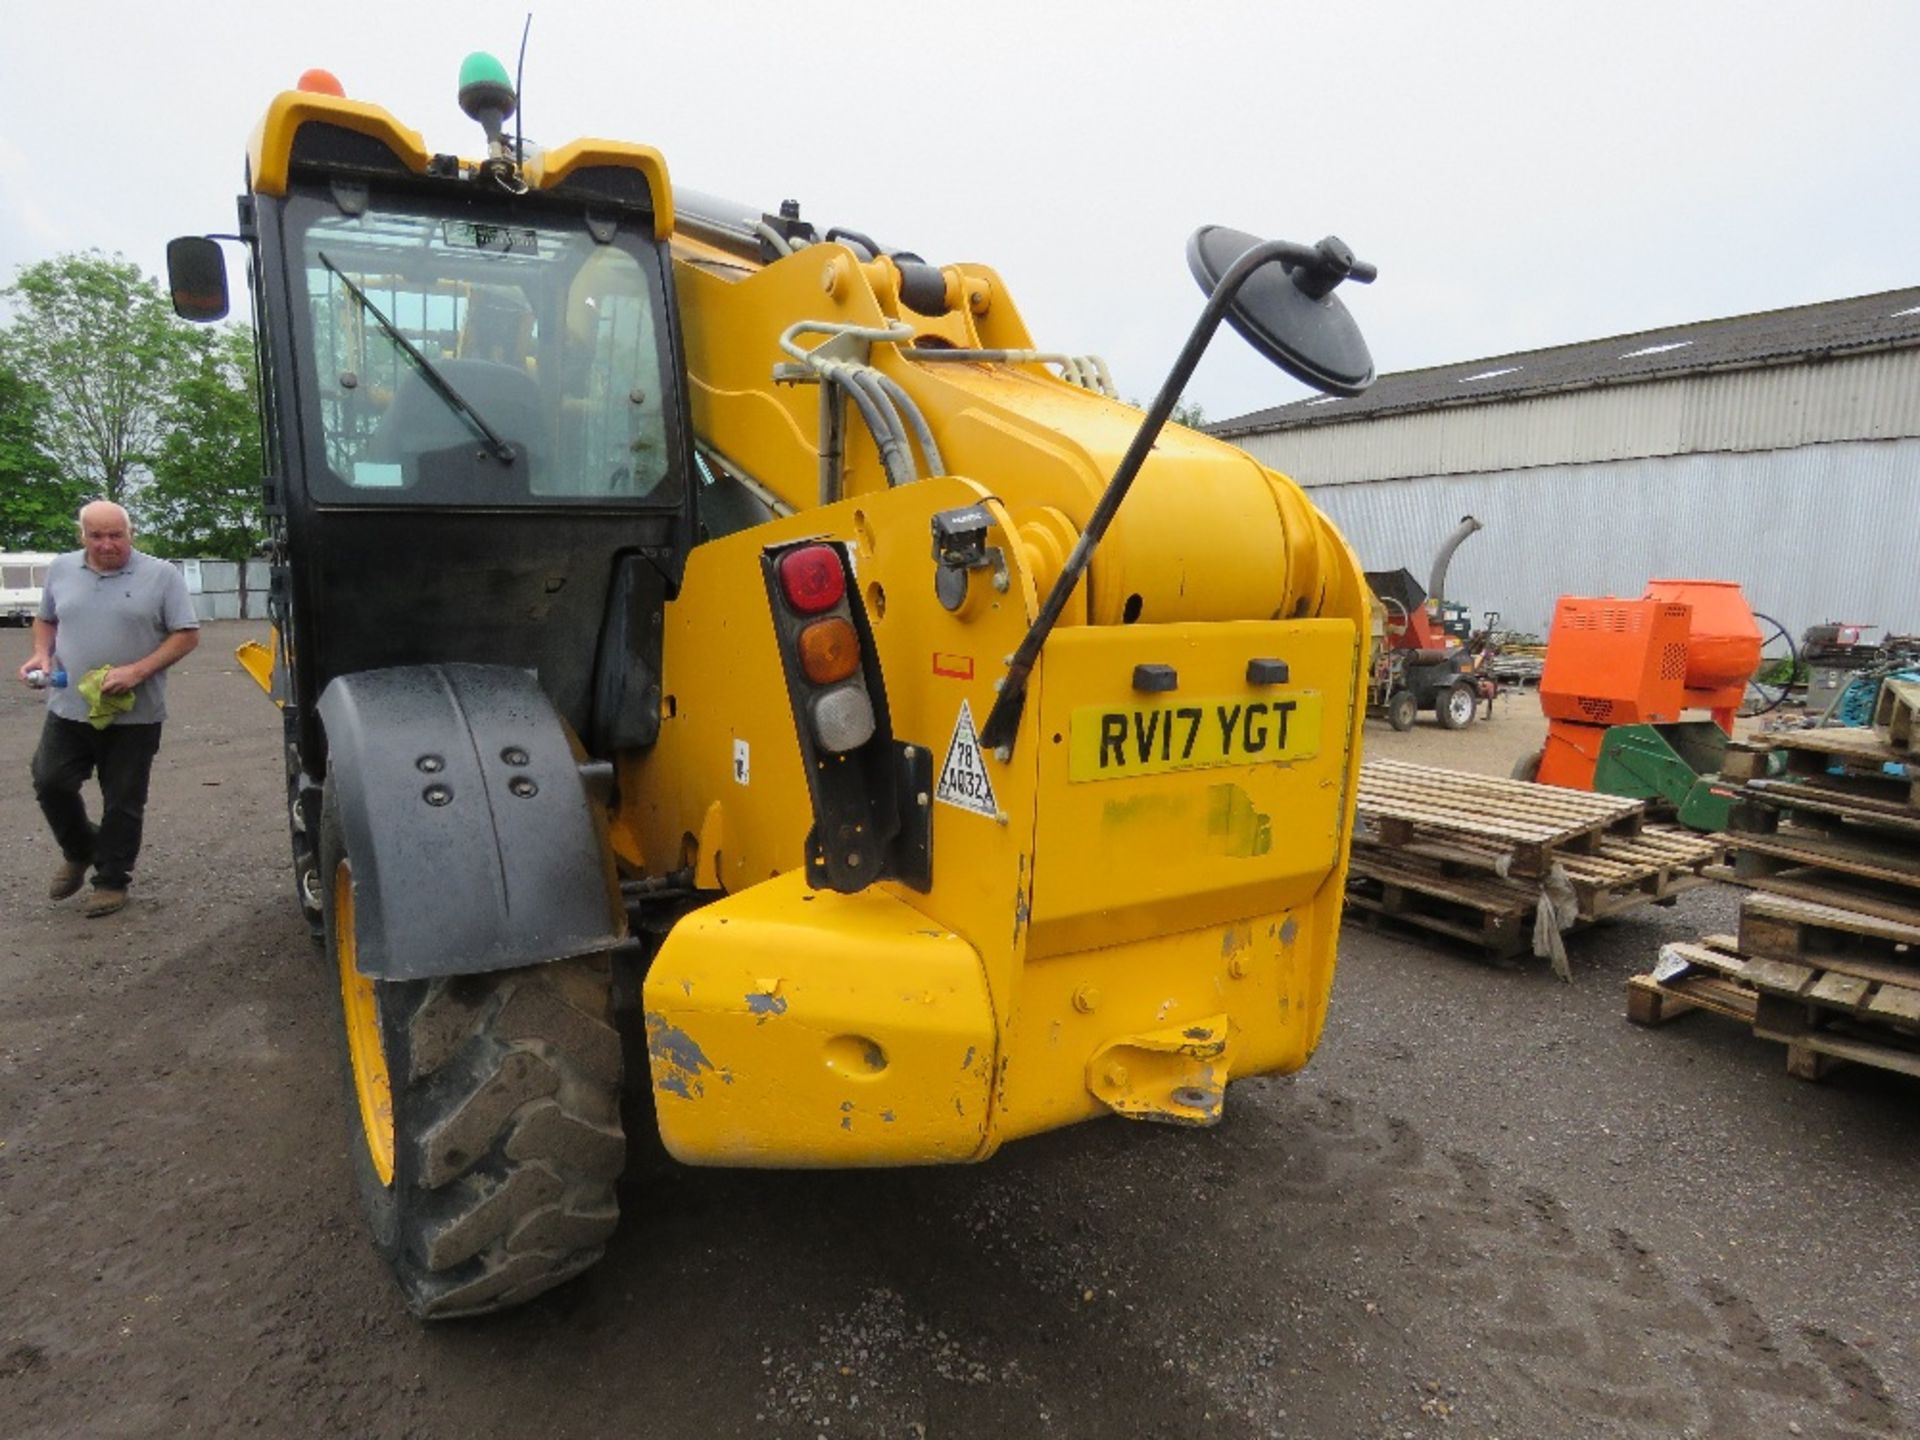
[78, 501, 133, 574]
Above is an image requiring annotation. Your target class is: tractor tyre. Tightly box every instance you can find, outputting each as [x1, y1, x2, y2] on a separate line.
[320, 780, 626, 1319]
[1386, 689, 1418, 732]
[1437, 681, 1477, 731]
[1510, 747, 1544, 783]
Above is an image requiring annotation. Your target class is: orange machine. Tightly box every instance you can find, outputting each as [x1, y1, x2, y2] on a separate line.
[1537, 580, 1763, 789]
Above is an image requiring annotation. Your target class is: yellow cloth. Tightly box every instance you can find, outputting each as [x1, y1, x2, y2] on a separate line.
[76, 665, 137, 730]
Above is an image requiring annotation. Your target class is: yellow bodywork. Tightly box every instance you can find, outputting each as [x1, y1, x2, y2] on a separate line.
[626, 233, 1370, 1166]
[235, 636, 279, 701]
[334, 858, 395, 1186]
[244, 85, 1371, 1168]
[247, 91, 673, 239]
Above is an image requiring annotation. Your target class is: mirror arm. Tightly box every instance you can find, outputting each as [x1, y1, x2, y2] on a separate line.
[977, 237, 1314, 753]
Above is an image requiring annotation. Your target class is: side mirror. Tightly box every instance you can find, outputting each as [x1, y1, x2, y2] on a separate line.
[1186, 225, 1374, 396]
[166, 236, 229, 323]
[977, 227, 1378, 751]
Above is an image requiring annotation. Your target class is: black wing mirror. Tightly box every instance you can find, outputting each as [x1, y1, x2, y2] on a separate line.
[166, 236, 230, 323]
[1186, 225, 1375, 396]
[977, 227, 1377, 751]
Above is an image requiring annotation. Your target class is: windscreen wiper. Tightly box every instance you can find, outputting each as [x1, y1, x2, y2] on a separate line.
[316, 250, 515, 465]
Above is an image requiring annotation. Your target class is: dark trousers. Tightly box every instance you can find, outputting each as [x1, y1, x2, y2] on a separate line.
[30, 715, 164, 890]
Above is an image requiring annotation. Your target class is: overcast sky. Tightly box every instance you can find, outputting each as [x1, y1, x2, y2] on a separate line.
[5, 0, 1916, 422]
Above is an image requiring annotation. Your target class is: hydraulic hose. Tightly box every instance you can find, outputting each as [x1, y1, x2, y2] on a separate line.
[902, 346, 1120, 398]
[846, 367, 917, 485]
[778, 320, 936, 489]
[819, 362, 914, 488]
[869, 370, 945, 477]
[751, 221, 797, 258]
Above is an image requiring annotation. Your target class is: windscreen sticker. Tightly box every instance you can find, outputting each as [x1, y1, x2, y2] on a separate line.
[935, 700, 998, 817]
[350, 461, 405, 489]
[442, 220, 541, 255]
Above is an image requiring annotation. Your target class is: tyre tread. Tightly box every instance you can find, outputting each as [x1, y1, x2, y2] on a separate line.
[374, 961, 625, 1319]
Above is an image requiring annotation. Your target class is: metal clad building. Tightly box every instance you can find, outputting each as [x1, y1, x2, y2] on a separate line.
[1211, 289, 1920, 638]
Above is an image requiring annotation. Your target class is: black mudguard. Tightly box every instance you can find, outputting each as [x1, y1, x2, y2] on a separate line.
[317, 664, 625, 981]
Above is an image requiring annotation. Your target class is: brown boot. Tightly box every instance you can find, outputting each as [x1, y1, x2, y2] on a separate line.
[83, 888, 128, 918]
[49, 861, 88, 901]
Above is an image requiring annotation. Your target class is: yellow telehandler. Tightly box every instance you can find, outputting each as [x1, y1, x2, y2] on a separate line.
[167, 49, 1377, 1317]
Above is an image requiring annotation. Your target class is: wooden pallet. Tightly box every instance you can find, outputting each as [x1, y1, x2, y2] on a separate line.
[1635, 973, 1920, 1081]
[1627, 971, 1757, 1026]
[1354, 825, 1719, 923]
[1872, 677, 1920, 751]
[1738, 891, 1920, 967]
[1724, 826, 1920, 895]
[1357, 760, 1645, 877]
[1703, 862, 1920, 929]
[1628, 926, 1920, 1083]
[1724, 727, 1920, 806]
[1345, 857, 1533, 959]
[1558, 828, 1724, 917]
[1750, 994, 1920, 1081]
[1732, 777, 1920, 837]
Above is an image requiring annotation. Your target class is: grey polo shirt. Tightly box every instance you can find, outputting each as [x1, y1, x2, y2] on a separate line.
[38, 550, 200, 725]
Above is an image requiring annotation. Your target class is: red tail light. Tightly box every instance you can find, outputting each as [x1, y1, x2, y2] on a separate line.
[779, 545, 846, 614]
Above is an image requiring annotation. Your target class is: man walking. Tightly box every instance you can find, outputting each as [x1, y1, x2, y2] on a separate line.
[17, 500, 200, 917]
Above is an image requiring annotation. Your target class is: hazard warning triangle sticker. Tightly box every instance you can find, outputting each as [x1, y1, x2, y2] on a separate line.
[936, 700, 999, 817]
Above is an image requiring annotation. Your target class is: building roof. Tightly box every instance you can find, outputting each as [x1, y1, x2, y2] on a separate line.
[1210, 286, 1920, 438]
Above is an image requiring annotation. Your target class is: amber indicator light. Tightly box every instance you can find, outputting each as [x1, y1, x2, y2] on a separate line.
[799, 618, 861, 684]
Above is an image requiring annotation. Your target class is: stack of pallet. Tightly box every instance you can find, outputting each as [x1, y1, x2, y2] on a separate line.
[1627, 721, 1920, 1081]
[1347, 760, 1726, 971]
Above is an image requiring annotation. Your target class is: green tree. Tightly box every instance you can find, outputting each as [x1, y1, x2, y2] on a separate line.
[142, 324, 264, 561]
[1, 251, 187, 505]
[0, 360, 85, 549]
[1126, 396, 1209, 430]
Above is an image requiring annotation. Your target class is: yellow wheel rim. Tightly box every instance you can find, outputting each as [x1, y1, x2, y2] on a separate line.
[335, 860, 396, 1187]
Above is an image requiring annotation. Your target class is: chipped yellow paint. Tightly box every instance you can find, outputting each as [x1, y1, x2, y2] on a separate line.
[1087, 1015, 1231, 1125]
[642, 871, 997, 1166]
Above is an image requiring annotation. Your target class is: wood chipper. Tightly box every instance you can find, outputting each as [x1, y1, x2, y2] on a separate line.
[1363, 516, 1491, 731]
[166, 51, 1378, 1317]
[1520, 579, 1775, 829]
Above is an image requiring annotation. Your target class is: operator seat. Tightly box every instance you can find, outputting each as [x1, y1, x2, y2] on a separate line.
[365, 359, 549, 476]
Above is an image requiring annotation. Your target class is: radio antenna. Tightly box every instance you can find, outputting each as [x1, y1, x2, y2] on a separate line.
[514, 13, 532, 164]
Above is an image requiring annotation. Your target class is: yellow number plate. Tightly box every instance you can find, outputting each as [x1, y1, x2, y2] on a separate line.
[1068, 693, 1322, 781]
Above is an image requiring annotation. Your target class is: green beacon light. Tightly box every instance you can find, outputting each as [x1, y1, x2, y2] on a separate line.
[457, 51, 516, 155]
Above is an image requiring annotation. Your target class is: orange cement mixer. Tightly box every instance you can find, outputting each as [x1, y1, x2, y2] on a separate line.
[1536, 579, 1763, 790]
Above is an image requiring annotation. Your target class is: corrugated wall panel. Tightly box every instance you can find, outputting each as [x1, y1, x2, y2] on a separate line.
[1305, 438, 1920, 640]
[1242, 350, 1920, 487]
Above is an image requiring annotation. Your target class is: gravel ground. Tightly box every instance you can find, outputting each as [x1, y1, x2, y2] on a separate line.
[1, 624, 1914, 1439]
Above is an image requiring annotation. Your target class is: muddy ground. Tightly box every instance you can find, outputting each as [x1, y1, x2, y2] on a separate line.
[1, 622, 1914, 1439]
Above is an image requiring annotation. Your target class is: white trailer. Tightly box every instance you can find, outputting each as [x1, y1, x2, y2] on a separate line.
[0, 553, 56, 625]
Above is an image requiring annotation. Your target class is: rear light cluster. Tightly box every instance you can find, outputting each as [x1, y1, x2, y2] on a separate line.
[774, 543, 875, 753]
[761, 536, 928, 896]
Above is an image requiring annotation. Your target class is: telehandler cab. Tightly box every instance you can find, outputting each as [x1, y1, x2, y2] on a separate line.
[169, 50, 1380, 1317]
